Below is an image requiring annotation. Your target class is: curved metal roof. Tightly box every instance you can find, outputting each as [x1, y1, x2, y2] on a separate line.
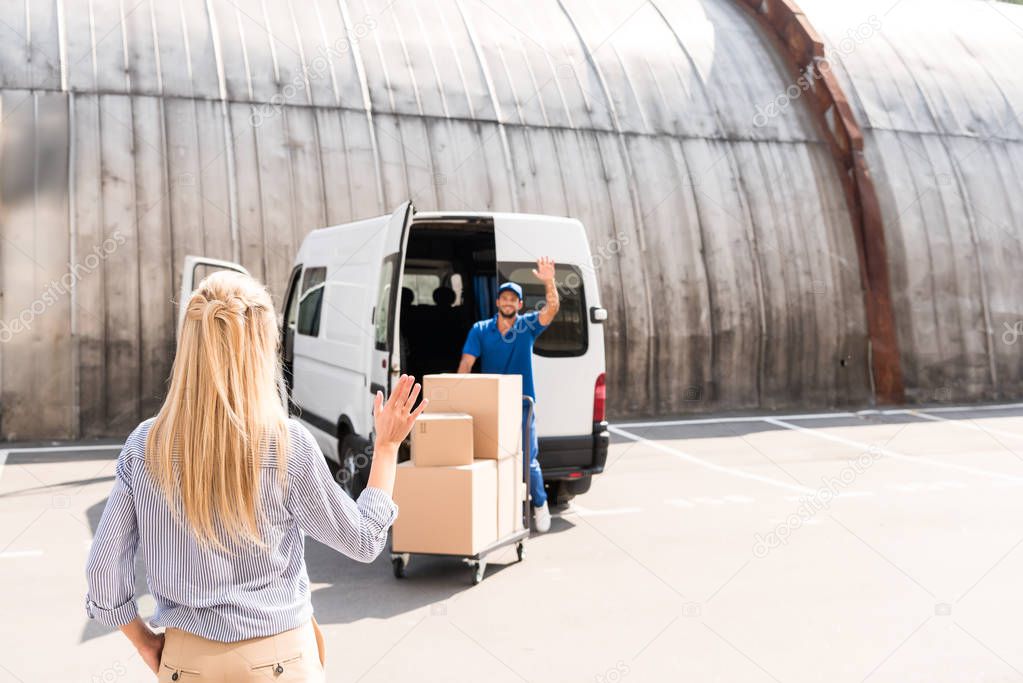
[0, 0, 1016, 437]
[801, 0, 1023, 401]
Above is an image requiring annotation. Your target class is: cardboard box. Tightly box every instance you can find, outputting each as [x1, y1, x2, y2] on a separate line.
[411, 412, 473, 467]
[423, 374, 523, 459]
[392, 460, 498, 555]
[497, 451, 525, 537]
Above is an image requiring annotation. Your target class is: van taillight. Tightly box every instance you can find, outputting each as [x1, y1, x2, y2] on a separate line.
[593, 372, 606, 422]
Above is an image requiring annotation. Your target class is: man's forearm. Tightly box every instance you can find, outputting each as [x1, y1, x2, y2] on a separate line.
[544, 278, 560, 317]
[456, 354, 475, 373]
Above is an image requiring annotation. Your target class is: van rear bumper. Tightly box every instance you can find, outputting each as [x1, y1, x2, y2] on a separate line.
[538, 421, 609, 480]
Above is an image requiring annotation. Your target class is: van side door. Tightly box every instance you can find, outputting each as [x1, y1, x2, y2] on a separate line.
[369, 202, 415, 399]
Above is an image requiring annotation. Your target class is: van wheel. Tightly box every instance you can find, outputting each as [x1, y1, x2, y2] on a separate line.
[338, 434, 371, 499]
[547, 481, 575, 508]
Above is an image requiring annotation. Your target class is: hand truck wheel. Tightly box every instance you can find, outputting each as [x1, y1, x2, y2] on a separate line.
[470, 560, 486, 585]
[391, 553, 409, 579]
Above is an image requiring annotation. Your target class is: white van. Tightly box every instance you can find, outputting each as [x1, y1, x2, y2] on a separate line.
[179, 202, 609, 505]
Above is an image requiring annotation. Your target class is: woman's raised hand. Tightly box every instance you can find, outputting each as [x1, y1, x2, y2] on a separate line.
[373, 374, 428, 449]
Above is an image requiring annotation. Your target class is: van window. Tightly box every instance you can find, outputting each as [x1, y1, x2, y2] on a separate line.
[403, 270, 464, 306]
[450, 273, 463, 305]
[297, 267, 326, 336]
[404, 272, 441, 304]
[374, 257, 396, 350]
[499, 263, 587, 357]
[283, 265, 302, 330]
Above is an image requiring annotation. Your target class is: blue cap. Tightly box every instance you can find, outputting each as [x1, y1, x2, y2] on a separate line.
[497, 282, 523, 300]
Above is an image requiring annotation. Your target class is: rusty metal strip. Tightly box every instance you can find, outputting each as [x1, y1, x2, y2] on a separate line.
[736, 0, 905, 404]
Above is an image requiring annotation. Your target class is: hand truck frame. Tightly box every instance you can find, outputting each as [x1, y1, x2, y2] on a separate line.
[390, 395, 534, 585]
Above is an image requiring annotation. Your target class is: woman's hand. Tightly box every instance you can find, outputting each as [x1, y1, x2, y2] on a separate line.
[365, 375, 427, 495]
[137, 630, 165, 674]
[118, 618, 164, 675]
[373, 374, 428, 450]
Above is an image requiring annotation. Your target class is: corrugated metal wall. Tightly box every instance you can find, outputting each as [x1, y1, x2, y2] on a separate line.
[3, 0, 1008, 438]
[799, 0, 1023, 403]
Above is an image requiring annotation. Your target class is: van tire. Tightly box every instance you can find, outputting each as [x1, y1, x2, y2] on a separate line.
[548, 475, 592, 507]
[564, 474, 592, 497]
[547, 481, 574, 507]
[338, 434, 371, 499]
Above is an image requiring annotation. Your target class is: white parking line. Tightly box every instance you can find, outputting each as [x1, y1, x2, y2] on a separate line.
[664, 496, 758, 508]
[569, 505, 643, 517]
[904, 409, 1023, 443]
[608, 425, 816, 494]
[723, 495, 756, 504]
[763, 418, 1023, 483]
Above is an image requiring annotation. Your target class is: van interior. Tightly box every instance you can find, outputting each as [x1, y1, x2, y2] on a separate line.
[398, 215, 589, 383]
[399, 217, 498, 381]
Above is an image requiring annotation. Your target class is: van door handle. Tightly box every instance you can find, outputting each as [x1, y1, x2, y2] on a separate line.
[589, 306, 608, 323]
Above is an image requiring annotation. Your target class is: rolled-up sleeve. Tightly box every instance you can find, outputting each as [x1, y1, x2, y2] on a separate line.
[461, 323, 481, 358]
[287, 427, 398, 562]
[84, 444, 140, 628]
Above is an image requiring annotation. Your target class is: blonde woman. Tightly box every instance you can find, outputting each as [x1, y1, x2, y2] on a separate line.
[84, 271, 426, 681]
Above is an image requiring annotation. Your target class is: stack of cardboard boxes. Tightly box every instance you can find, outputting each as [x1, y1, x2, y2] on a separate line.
[392, 374, 525, 555]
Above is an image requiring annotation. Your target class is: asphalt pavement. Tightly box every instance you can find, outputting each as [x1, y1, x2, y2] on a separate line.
[4, 403, 1023, 682]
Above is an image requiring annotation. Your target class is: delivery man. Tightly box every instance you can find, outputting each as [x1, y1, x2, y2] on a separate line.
[457, 256, 560, 532]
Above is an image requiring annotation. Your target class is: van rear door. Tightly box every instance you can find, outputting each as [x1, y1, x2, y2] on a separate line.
[176, 255, 249, 337]
[493, 215, 605, 439]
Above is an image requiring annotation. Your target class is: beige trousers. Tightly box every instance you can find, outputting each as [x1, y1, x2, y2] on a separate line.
[158, 617, 326, 682]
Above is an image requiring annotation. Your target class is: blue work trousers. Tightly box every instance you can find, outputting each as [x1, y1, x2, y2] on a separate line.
[523, 400, 546, 507]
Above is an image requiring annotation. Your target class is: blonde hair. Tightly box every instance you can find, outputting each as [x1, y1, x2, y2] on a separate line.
[145, 270, 291, 553]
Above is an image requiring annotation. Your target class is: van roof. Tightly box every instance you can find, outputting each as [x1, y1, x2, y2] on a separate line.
[298, 210, 585, 264]
[412, 210, 578, 225]
[304, 210, 581, 238]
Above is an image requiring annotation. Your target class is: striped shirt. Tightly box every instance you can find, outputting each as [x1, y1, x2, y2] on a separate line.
[84, 417, 398, 642]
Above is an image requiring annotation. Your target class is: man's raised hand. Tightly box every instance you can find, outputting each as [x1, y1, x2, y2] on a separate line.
[533, 256, 556, 283]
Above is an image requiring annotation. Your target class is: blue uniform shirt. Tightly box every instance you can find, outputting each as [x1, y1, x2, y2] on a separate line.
[462, 310, 549, 401]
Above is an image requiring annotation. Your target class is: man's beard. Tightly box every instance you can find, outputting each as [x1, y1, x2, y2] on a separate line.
[498, 307, 518, 319]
